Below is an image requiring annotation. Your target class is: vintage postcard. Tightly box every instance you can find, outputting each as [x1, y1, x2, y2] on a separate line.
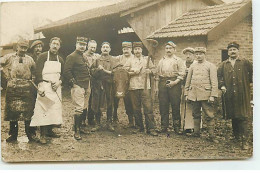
[0, 0, 253, 162]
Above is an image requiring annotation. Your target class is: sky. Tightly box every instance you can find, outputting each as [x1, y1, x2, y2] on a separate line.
[0, 0, 247, 45]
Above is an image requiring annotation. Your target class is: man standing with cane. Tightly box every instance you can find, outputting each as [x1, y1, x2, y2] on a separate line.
[124, 42, 158, 136]
[217, 42, 252, 150]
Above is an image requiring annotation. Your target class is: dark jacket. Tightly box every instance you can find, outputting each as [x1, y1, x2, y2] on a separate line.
[217, 58, 252, 119]
[64, 50, 90, 88]
[90, 55, 115, 83]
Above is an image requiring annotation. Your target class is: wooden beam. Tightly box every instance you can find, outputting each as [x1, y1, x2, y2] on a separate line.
[207, 1, 252, 41]
[120, 0, 166, 17]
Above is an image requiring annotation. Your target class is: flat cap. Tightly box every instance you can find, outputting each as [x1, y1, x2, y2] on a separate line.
[30, 40, 44, 49]
[227, 42, 239, 50]
[182, 47, 195, 54]
[122, 41, 132, 48]
[166, 41, 176, 48]
[77, 36, 88, 44]
[17, 38, 29, 48]
[133, 42, 143, 48]
[194, 47, 206, 53]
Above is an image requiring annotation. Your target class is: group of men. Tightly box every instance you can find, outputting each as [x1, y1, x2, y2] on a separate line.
[1, 36, 252, 150]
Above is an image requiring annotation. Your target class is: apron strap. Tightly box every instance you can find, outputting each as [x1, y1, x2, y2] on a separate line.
[47, 51, 50, 61]
[47, 51, 59, 62]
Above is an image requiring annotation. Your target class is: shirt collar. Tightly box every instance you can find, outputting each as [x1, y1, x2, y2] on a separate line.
[227, 56, 241, 63]
[163, 55, 177, 60]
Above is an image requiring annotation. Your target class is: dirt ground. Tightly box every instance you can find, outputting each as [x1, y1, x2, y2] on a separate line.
[1, 89, 253, 162]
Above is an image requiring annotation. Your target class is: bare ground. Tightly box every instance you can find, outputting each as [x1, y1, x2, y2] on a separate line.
[1, 89, 253, 162]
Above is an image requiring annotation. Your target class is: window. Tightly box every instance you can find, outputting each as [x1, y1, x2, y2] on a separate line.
[222, 49, 228, 61]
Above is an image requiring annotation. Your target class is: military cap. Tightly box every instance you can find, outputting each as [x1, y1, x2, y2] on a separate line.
[30, 40, 44, 49]
[194, 47, 206, 53]
[182, 47, 195, 54]
[122, 41, 132, 48]
[101, 41, 111, 47]
[17, 38, 29, 48]
[227, 42, 239, 50]
[166, 41, 176, 48]
[77, 37, 88, 44]
[133, 42, 143, 48]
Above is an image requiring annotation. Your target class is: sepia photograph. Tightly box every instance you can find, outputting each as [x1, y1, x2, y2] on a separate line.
[0, 0, 254, 163]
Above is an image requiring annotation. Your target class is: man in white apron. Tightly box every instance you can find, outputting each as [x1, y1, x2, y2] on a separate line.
[30, 37, 64, 144]
[64, 37, 89, 140]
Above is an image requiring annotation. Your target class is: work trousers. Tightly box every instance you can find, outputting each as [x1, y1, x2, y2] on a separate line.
[192, 100, 215, 120]
[158, 77, 182, 130]
[71, 84, 89, 114]
[9, 120, 36, 138]
[129, 89, 155, 131]
[102, 81, 114, 123]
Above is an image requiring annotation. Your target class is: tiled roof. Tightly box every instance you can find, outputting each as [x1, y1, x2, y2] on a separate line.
[147, 1, 248, 39]
[35, 0, 223, 33]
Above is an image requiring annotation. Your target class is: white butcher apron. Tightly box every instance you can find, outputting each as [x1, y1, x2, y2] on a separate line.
[30, 51, 63, 126]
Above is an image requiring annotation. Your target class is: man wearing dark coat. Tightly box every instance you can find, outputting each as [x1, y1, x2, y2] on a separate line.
[217, 42, 253, 150]
[64, 37, 89, 140]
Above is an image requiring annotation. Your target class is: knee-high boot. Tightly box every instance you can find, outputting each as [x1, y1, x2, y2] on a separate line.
[74, 114, 82, 140]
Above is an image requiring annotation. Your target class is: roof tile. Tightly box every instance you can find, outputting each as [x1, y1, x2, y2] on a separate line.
[148, 1, 247, 38]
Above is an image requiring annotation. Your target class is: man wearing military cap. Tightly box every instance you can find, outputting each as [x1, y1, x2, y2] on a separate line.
[64, 36, 89, 140]
[155, 41, 185, 134]
[0, 38, 38, 143]
[113, 41, 135, 128]
[180, 47, 196, 134]
[90, 42, 117, 132]
[217, 42, 252, 150]
[30, 37, 64, 144]
[124, 41, 158, 136]
[29, 40, 44, 62]
[185, 47, 219, 143]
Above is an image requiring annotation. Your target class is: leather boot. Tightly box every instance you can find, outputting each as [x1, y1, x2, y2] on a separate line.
[125, 115, 134, 129]
[40, 126, 47, 144]
[193, 118, 201, 137]
[207, 119, 219, 143]
[173, 120, 182, 135]
[74, 114, 82, 140]
[6, 121, 18, 143]
[47, 125, 60, 138]
[107, 121, 115, 132]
